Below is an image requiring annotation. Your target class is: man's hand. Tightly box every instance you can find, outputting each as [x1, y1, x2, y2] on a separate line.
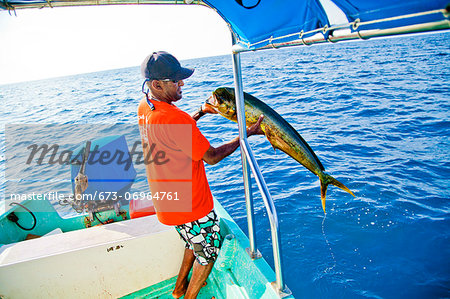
[202, 114, 264, 165]
[247, 114, 265, 136]
[191, 98, 217, 121]
[202, 97, 218, 114]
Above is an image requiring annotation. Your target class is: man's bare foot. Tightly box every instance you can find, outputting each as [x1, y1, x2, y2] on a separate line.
[172, 280, 207, 298]
[172, 280, 188, 298]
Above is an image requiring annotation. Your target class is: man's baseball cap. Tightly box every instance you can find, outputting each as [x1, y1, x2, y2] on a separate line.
[141, 51, 194, 81]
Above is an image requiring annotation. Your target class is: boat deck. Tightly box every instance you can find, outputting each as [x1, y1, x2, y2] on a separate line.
[121, 275, 224, 299]
[0, 199, 291, 298]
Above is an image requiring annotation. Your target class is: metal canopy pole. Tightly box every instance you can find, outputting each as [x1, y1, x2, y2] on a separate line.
[231, 39, 290, 296]
[231, 43, 259, 260]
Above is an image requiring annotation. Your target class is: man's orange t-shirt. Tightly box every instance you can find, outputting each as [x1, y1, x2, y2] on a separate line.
[138, 97, 213, 225]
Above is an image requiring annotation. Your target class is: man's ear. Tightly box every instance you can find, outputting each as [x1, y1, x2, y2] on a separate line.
[151, 80, 162, 90]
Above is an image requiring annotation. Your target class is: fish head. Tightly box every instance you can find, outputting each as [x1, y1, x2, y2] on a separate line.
[205, 87, 237, 120]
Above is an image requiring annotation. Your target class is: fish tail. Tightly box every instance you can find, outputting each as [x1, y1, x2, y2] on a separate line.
[320, 173, 355, 213]
[328, 174, 355, 197]
[320, 179, 328, 214]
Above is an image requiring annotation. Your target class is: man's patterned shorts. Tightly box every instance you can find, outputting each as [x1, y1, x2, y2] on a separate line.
[175, 209, 222, 266]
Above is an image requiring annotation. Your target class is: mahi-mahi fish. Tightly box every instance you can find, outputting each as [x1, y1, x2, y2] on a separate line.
[206, 87, 354, 213]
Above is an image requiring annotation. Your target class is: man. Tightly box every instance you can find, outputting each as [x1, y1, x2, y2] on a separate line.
[138, 51, 263, 299]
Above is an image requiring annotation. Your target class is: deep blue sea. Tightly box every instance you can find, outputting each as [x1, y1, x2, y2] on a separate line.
[1, 32, 449, 298]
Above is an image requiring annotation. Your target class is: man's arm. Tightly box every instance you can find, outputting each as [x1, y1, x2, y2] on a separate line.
[202, 115, 264, 165]
[191, 107, 205, 122]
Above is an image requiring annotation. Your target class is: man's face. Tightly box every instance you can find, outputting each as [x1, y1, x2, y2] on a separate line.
[161, 80, 184, 102]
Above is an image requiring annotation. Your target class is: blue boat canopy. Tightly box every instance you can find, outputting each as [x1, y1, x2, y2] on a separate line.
[1, 0, 449, 51]
[206, 0, 450, 51]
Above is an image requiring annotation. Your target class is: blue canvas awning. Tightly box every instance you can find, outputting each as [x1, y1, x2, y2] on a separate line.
[204, 0, 449, 51]
[1, 0, 449, 51]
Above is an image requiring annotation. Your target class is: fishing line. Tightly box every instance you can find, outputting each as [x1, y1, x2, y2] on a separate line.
[321, 214, 337, 274]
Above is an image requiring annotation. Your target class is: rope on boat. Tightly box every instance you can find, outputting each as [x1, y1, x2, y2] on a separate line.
[8, 202, 37, 231]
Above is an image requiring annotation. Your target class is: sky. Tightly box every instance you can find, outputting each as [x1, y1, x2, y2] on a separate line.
[0, 4, 231, 85]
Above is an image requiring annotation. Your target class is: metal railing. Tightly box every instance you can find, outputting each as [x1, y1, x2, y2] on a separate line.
[231, 49, 289, 297]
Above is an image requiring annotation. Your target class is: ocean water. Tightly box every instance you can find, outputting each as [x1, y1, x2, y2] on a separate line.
[1, 32, 449, 298]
